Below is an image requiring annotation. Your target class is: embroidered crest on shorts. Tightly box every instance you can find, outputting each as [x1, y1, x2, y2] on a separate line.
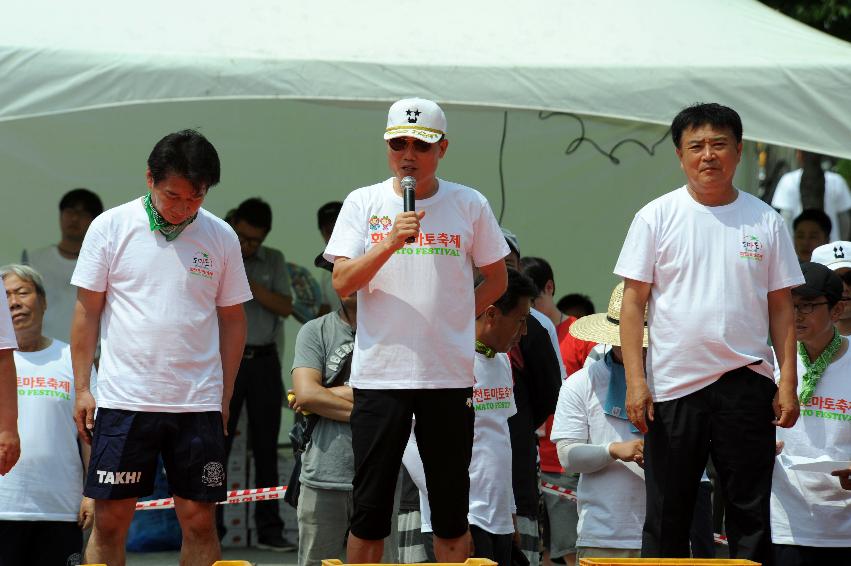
[202, 461, 225, 487]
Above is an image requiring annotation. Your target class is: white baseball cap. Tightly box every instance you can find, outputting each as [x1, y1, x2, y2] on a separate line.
[383, 98, 447, 143]
[811, 241, 851, 271]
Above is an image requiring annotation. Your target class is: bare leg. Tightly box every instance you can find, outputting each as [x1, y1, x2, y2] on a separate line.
[434, 530, 471, 563]
[174, 496, 220, 566]
[347, 532, 384, 563]
[85, 498, 138, 566]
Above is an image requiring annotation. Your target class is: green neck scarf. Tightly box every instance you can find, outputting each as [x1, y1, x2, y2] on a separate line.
[798, 327, 842, 404]
[475, 340, 496, 359]
[143, 193, 197, 241]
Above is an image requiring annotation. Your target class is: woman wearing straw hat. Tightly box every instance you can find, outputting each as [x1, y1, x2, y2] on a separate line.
[550, 282, 647, 560]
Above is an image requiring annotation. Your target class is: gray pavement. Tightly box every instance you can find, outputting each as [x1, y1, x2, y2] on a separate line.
[127, 546, 300, 566]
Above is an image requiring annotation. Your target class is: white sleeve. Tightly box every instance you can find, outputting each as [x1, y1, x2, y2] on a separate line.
[470, 194, 510, 268]
[216, 229, 253, 307]
[324, 193, 367, 261]
[829, 173, 851, 213]
[767, 214, 805, 292]
[613, 214, 655, 283]
[71, 215, 111, 292]
[770, 173, 797, 212]
[0, 300, 17, 350]
[551, 369, 589, 441]
[556, 439, 615, 474]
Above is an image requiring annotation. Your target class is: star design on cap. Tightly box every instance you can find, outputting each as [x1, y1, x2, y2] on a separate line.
[405, 108, 421, 124]
[835, 245, 845, 259]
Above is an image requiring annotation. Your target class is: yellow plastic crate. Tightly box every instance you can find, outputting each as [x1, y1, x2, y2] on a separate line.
[322, 560, 497, 566]
[579, 559, 759, 566]
[212, 561, 252, 566]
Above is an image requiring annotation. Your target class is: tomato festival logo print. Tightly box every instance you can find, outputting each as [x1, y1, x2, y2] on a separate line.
[740, 234, 764, 261]
[189, 250, 216, 279]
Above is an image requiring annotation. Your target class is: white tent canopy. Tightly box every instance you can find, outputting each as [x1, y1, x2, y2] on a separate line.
[2, 0, 851, 157]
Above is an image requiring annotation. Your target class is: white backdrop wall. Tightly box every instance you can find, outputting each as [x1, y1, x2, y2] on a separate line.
[0, 99, 757, 434]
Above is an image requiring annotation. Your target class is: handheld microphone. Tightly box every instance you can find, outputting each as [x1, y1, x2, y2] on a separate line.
[402, 176, 416, 243]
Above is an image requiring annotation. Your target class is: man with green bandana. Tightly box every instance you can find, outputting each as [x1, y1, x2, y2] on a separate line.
[770, 261, 851, 565]
[70, 129, 252, 566]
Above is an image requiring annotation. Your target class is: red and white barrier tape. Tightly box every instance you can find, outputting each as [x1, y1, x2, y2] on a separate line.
[540, 480, 578, 501]
[135, 485, 288, 511]
[540, 481, 729, 547]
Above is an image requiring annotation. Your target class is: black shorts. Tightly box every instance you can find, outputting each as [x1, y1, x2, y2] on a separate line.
[349, 387, 474, 540]
[0, 520, 82, 566]
[84, 408, 227, 502]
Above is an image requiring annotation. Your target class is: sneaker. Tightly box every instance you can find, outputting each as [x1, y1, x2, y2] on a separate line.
[255, 534, 298, 552]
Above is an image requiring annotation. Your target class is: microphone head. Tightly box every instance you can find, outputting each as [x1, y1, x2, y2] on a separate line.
[401, 176, 416, 191]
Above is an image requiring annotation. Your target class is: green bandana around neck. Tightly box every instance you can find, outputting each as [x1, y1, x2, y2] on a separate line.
[143, 193, 197, 241]
[798, 327, 842, 405]
[475, 340, 496, 359]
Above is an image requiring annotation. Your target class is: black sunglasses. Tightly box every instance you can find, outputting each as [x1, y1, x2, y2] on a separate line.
[387, 137, 434, 153]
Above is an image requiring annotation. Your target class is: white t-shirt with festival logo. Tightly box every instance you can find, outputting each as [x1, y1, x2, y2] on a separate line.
[615, 187, 803, 402]
[771, 346, 851, 546]
[325, 178, 509, 389]
[0, 340, 95, 521]
[403, 352, 517, 534]
[71, 198, 252, 412]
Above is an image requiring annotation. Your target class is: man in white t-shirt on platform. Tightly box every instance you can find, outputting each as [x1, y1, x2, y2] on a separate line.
[324, 98, 509, 563]
[0, 283, 19, 477]
[0, 264, 96, 565]
[771, 150, 851, 242]
[617, 103, 804, 565]
[811, 241, 851, 337]
[770, 262, 851, 566]
[403, 268, 538, 566]
[71, 129, 252, 566]
[22, 188, 104, 344]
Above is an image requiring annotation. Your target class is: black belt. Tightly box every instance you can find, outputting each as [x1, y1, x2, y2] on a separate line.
[243, 343, 277, 359]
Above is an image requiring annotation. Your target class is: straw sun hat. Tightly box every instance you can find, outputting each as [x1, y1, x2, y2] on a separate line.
[569, 282, 648, 347]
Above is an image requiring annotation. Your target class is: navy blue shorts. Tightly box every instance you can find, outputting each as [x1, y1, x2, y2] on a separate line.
[84, 408, 227, 502]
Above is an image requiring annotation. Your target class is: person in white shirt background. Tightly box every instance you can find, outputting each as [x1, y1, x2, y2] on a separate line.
[552, 282, 647, 560]
[772, 150, 851, 242]
[0, 264, 96, 565]
[22, 188, 103, 344]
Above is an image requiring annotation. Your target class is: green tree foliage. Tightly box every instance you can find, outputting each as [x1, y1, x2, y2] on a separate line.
[759, 0, 851, 42]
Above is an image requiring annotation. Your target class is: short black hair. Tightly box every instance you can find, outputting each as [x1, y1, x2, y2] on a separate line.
[317, 201, 343, 230]
[147, 129, 220, 193]
[59, 188, 103, 218]
[793, 209, 832, 237]
[492, 268, 539, 315]
[520, 256, 554, 296]
[671, 103, 742, 148]
[232, 198, 272, 232]
[557, 293, 596, 317]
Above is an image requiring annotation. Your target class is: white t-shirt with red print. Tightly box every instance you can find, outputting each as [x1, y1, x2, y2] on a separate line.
[325, 178, 509, 389]
[0, 340, 95, 521]
[615, 187, 803, 402]
[71, 198, 252, 412]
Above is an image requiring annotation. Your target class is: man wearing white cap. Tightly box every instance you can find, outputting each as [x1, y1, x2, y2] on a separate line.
[811, 241, 851, 337]
[324, 98, 509, 562]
